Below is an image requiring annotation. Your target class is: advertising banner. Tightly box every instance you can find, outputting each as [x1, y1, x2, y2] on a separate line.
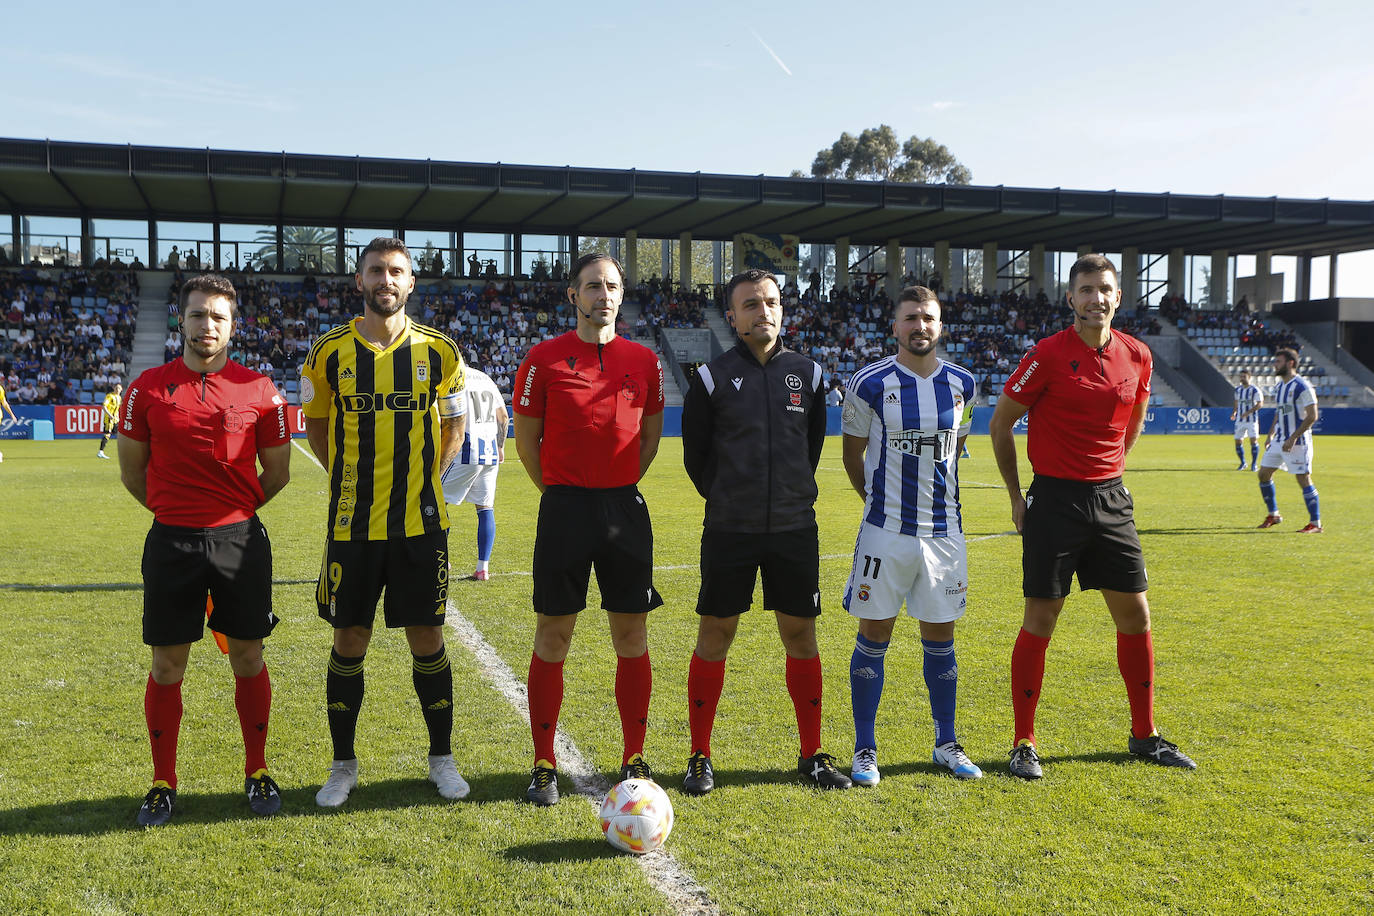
[0, 417, 34, 439]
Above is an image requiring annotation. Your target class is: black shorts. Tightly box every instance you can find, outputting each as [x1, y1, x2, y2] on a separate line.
[142, 517, 277, 646]
[532, 485, 663, 616]
[1021, 475, 1148, 599]
[697, 526, 821, 618]
[316, 530, 451, 629]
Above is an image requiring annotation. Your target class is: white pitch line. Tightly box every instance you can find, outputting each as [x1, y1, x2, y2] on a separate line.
[292, 438, 324, 471]
[442, 601, 720, 916]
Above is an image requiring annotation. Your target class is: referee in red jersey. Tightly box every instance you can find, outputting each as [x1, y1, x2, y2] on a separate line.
[989, 254, 1195, 779]
[513, 252, 665, 806]
[119, 274, 292, 825]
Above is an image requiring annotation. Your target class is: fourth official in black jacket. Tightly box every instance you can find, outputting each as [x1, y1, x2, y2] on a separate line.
[675, 267, 853, 797]
[681, 340, 827, 533]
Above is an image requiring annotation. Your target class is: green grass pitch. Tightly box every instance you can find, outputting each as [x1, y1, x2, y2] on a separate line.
[0, 435, 1369, 915]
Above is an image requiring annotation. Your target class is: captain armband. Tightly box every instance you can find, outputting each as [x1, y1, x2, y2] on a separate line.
[438, 392, 467, 419]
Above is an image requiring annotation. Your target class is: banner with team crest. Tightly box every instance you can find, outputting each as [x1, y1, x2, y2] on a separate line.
[739, 234, 799, 274]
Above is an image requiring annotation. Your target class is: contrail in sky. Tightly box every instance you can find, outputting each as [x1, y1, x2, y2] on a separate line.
[750, 28, 793, 76]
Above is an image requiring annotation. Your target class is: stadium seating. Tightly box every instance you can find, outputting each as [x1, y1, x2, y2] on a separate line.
[0, 266, 138, 405]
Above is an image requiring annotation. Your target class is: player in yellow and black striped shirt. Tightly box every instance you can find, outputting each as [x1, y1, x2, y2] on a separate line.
[300, 237, 471, 806]
[97, 383, 123, 459]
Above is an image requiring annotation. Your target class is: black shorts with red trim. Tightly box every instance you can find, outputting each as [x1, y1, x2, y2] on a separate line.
[532, 485, 663, 616]
[1021, 475, 1148, 599]
[142, 517, 277, 646]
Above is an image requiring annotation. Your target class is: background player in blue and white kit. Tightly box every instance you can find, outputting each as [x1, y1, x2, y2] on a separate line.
[1257, 348, 1321, 532]
[1230, 369, 1263, 470]
[840, 286, 981, 785]
[441, 366, 508, 579]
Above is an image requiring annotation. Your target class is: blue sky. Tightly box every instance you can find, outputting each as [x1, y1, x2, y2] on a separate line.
[6, 0, 1374, 290]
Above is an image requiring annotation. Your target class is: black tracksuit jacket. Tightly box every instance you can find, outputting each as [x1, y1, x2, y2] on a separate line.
[681, 340, 827, 533]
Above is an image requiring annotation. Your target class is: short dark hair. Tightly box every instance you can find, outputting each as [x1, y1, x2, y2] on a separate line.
[179, 273, 237, 315]
[569, 252, 625, 287]
[725, 268, 779, 308]
[1068, 253, 1119, 287]
[1276, 347, 1299, 364]
[357, 237, 413, 272]
[898, 285, 940, 308]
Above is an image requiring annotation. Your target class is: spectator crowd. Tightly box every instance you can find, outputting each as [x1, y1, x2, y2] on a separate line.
[1, 266, 138, 405]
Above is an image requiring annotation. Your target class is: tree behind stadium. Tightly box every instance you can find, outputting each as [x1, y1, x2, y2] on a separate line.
[802, 124, 972, 185]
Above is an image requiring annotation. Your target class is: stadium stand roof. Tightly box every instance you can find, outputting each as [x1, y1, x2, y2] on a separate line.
[2, 137, 1372, 256]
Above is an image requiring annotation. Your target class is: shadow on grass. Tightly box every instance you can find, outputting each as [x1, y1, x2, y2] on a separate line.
[797, 750, 1153, 784]
[0, 773, 564, 836]
[500, 837, 619, 863]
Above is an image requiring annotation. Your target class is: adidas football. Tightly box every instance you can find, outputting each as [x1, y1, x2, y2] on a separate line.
[599, 778, 673, 854]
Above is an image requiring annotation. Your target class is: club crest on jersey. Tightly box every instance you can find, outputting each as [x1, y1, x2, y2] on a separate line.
[785, 373, 803, 391]
[416, 362, 429, 382]
[857, 584, 871, 602]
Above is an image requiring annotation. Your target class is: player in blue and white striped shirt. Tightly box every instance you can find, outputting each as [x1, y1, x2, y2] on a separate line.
[1256, 348, 1321, 532]
[1230, 369, 1264, 470]
[441, 367, 509, 577]
[840, 287, 981, 784]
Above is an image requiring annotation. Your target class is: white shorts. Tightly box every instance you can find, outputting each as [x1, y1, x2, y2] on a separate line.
[441, 461, 499, 507]
[842, 522, 967, 624]
[1233, 419, 1259, 440]
[1259, 437, 1313, 475]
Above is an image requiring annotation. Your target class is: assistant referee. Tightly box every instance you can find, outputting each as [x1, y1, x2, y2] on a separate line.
[119, 273, 291, 826]
[989, 253, 1196, 779]
[513, 252, 665, 806]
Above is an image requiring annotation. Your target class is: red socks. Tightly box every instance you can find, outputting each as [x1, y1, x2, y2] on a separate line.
[785, 654, 823, 759]
[1011, 628, 1050, 747]
[144, 675, 183, 788]
[1117, 630, 1156, 740]
[234, 664, 272, 776]
[1011, 628, 1156, 746]
[527, 653, 564, 767]
[615, 651, 652, 765]
[686, 652, 726, 757]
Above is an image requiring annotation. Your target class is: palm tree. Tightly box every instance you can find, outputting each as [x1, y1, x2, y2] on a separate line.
[251, 226, 338, 272]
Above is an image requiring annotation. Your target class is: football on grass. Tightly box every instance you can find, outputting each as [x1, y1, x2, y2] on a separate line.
[599, 778, 673, 854]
